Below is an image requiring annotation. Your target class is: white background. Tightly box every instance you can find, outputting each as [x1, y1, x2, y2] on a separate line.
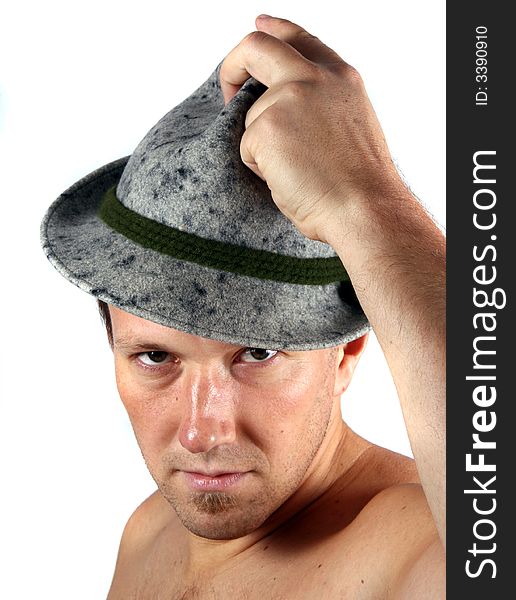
[0, 1, 445, 598]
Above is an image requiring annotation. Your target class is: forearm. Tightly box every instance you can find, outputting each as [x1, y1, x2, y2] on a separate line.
[327, 183, 446, 546]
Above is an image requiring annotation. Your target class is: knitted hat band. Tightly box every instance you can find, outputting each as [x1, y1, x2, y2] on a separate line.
[98, 184, 350, 286]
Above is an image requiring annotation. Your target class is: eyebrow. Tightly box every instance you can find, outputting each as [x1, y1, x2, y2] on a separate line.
[112, 335, 282, 355]
[112, 336, 170, 352]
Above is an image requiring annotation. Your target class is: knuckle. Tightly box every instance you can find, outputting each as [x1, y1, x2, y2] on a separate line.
[282, 79, 311, 101]
[253, 105, 285, 142]
[344, 64, 363, 85]
[326, 60, 348, 75]
[327, 61, 364, 88]
[302, 60, 323, 81]
[243, 30, 268, 47]
[258, 105, 280, 131]
[297, 29, 319, 43]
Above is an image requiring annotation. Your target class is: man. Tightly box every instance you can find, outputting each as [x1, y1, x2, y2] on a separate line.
[41, 14, 445, 599]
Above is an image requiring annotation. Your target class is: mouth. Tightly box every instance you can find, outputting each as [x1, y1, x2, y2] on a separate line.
[181, 470, 249, 491]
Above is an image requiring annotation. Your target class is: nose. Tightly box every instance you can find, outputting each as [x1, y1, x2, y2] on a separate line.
[178, 368, 237, 454]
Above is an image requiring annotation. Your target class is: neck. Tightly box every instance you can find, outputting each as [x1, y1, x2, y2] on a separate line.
[183, 406, 370, 574]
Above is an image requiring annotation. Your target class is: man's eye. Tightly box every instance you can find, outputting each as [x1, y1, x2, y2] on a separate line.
[138, 351, 171, 366]
[240, 348, 278, 363]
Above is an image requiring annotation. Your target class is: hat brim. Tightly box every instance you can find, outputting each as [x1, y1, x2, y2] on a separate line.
[41, 157, 371, 351]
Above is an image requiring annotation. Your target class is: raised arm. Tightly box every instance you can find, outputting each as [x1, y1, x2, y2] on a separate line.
[220, 15, 445, 546]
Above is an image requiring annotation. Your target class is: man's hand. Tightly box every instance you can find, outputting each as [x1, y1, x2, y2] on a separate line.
[220, 14, 406, 244]
[221, 15, 446, 557]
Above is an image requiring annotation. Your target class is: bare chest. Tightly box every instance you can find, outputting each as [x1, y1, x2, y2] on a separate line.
[123, 539, 389, 600]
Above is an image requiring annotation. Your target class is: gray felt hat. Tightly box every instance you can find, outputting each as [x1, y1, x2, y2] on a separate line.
[40, 60, 370, 350]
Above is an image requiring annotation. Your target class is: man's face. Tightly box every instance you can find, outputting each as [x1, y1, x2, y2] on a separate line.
[109, 306, 343, 540]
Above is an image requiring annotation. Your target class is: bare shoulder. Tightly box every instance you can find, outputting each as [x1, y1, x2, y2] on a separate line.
[362, 444, 420, 486]
[346, 446, 435, 541]
[363, 482, 445, 599]
[351, 446, 445, 599]
[119, 489, 172, 547]
[107, 489, 175, 598]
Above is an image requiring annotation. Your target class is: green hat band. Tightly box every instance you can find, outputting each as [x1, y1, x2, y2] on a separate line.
[98, 184, 349, 286]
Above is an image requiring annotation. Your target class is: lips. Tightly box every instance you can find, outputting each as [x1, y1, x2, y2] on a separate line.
[182, 470, 248, 491]
[198, 470, 240, 477]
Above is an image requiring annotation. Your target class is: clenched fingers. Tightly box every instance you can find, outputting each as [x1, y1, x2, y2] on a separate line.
[220, 15, 351, 106]
[253, 15, 345, 66]
[220, 28, 316, 105]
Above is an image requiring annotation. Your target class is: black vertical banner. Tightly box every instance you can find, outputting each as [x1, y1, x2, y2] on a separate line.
[447, 1, 515, 596]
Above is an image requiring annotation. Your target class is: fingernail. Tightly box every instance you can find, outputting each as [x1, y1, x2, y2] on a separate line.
[257, 14, 272, 20]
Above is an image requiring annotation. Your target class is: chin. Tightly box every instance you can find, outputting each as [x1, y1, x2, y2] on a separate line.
[173, 493, 271, 540]
[187, 520, 258, 541]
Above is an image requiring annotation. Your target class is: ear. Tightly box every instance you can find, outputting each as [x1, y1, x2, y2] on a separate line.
[332, 333, 369, 396]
